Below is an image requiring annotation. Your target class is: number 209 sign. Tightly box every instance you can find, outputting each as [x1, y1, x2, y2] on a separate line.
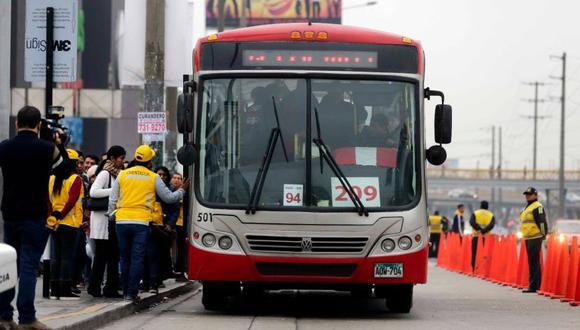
[331, 177, 380, 207]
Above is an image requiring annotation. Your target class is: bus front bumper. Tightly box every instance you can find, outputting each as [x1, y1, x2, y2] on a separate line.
[188, 246, 428, 285]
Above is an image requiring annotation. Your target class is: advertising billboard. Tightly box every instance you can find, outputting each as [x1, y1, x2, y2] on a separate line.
[206, 0, 342, 28]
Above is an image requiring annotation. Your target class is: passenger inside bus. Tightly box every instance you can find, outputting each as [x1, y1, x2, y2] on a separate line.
[317, 89, 356, 149]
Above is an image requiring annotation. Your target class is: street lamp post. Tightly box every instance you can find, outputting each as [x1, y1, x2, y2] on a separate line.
[343, 1, 378, 11]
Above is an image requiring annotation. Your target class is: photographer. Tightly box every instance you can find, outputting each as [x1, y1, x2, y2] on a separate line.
[0, 106, 69, 330]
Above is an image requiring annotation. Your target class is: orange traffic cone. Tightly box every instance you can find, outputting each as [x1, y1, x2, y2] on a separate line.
[570, 240, 580, 306]
[451, 234, 462, 272]
[488, 235, 500, 282]
[562, 237, 579, 302]
[552, 237, 571, 299]
[515, 240, 529, 289]
[474, 234, 486, 277]
[462, 235, 473, 275]
[538, 235, 554, 296]
[492, 236, 509, 284]
[538, 235, 555, 296]
[482, 235, 496, 280]
[503, 234, 519, 286]
[437, 232, 446, 267]
[545, 235, 563, 297]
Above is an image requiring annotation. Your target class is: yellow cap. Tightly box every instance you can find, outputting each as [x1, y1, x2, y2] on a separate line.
[66, 149, 79, 160]
[134, 145, 156, 162]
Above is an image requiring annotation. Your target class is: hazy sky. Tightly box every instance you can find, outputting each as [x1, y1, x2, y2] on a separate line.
[343, 0, 580, 170]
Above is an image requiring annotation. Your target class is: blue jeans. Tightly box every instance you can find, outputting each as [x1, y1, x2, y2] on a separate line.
[0, 220, 50, 323]
[116, 224, 150, 299]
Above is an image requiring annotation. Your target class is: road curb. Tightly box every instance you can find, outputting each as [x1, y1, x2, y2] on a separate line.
[56, 281, 200, 330]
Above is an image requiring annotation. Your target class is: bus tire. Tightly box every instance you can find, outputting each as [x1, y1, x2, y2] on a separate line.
[202, 281, 236, 311]
[383, 284, 413, 313]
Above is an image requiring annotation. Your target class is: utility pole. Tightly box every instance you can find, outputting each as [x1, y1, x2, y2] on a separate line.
[0, 0, 10, 141]
[240, 0, 248, 27]
[0, 0, 10, 226]
[145, 0, 165, 166]
[522, 81, 547, 180]
[491, 126, 496, 210]
[498, 126, 503, 213]
[551, 53, 566, 218]
[217, 0, 226, 32]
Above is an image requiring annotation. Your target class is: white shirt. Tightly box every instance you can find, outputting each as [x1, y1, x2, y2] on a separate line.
[89, 170, 113, 239]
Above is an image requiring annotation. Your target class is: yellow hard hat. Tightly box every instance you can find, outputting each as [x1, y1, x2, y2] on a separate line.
[134, 144, 156, 162]
[66, 149, 80, 160]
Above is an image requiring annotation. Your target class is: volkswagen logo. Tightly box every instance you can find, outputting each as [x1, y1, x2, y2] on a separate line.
[301, 237, 312, 252]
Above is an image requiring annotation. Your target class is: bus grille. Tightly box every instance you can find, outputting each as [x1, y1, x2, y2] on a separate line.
[255, 262, 357, 277]
[246, 235, 369, 254]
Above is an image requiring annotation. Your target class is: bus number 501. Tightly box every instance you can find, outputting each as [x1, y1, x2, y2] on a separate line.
[197, 213, 213, 222]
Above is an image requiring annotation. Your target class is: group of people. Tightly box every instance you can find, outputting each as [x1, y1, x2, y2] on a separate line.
[48, 145, 188, 301]
[0, 106, 188, 330]
[428, 188, 548, 295]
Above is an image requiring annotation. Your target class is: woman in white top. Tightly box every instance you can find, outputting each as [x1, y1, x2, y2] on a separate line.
[87, 146, 126, 298]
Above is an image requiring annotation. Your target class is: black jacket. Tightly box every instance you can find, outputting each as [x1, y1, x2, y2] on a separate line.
[0, 131, 63, 221]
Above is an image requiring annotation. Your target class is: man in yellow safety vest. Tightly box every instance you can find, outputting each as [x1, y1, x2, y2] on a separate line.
[520, 187, 547, 293]
[428, 211, 447, 258]
[108, 145, 187, 302]
[469, 200, 495, 271]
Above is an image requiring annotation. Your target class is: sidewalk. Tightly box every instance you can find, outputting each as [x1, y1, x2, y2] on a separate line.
[19, 279, 198, 330]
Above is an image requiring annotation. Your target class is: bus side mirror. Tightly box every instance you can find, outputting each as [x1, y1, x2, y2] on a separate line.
[177, 143, 197, 166]
[434, 104, 452, 144]
[177, 93, 193, 134]
[426, 145, 447, 166]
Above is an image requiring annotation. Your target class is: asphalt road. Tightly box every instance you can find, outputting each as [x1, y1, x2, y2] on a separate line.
[102, 261, 579, 330]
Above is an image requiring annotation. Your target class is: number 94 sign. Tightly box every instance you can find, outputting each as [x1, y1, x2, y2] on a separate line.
[331, 177, 380, 207]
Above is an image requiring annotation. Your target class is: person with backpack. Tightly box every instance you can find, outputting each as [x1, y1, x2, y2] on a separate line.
[87, 146, 126, 298]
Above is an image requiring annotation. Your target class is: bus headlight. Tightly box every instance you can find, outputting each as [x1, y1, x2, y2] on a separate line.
[381, 239, 396, 252]
[398, 236, 412, 250]
[218, 236, 233, 250]
[202, 233, 217, 247]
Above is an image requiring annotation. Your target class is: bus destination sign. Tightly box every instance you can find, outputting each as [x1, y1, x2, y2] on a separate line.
[243, 50, 378, 69]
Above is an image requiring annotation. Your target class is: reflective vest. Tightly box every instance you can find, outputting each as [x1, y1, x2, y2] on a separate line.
[115, 166, 158, 222]
[176, 204, 184, 227]
[519, 201, 544, 240]
[48, 174, 84, 228]
[152, 201, 164, 226]
[473, 209, 493, 237]
[429, 215, 443, 234]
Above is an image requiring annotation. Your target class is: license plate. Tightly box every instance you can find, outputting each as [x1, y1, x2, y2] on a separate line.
[374, 263, 403, 278]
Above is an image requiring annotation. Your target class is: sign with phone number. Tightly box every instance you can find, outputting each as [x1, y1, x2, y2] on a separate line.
[331, 177, 380, 207]
[137, 112, 167, 134]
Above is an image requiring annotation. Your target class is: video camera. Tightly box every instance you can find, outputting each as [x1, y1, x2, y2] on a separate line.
[40, 106, 70, 146]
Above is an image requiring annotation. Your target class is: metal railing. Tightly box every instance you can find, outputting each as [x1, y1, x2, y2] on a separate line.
[427, 168, 580, 181]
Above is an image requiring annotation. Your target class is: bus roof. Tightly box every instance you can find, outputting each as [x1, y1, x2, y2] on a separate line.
[199, 23, 420, 46]
[194, 23, 424, 73]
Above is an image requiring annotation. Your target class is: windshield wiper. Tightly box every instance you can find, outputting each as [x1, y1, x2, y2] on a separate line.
[313, 108, 368, 217]
[272, 97, 289, 163]
[246, 97, 289, 214]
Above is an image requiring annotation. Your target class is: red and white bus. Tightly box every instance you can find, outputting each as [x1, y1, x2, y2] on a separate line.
[176, 23, 452, 313]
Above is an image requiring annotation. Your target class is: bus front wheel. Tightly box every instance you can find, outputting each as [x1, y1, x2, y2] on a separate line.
[202, 281, 239, 311]
[378, 284, 413, 313]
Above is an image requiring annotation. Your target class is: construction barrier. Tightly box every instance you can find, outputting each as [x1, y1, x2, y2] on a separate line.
[436, 232, 580, 307]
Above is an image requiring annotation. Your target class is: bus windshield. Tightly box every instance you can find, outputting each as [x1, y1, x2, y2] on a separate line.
[198, 77, 418, 211]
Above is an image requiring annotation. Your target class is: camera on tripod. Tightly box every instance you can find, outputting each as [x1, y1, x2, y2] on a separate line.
[40, 106, 70, 145]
